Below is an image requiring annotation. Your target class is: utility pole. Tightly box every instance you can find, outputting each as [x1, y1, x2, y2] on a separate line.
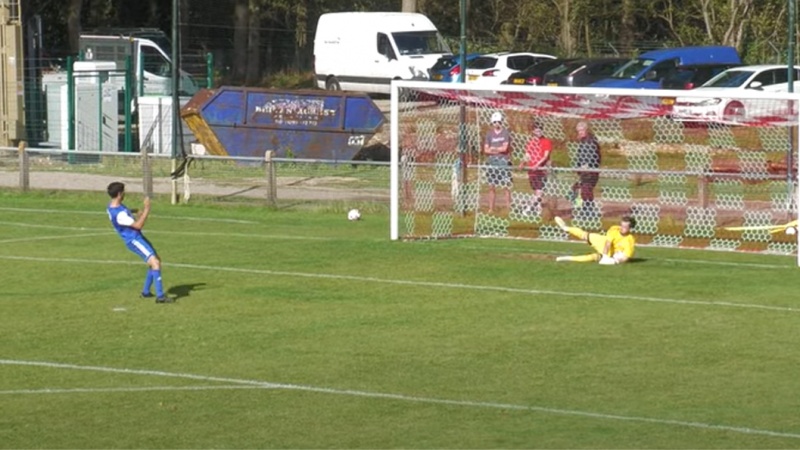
[789, 0, 796, 212]
[401, 0, 416, 12]
[171, 0, 180, 203]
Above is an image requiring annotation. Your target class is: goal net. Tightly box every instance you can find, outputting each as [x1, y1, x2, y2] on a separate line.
[389, 80, 800, 257]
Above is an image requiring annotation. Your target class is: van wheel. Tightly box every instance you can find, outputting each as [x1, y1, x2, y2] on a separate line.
[326, 77, 341, 91]
[723, 101, 745, 123]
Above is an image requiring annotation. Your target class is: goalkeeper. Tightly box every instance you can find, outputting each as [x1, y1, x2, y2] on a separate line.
[554, 215, 636, 264]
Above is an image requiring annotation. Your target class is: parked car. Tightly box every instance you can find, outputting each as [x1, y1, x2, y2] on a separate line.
[542, 57, 627, 87]
[671, 65, 800, 123]
[465, 52, 556, 85]
[503, 58, 577, 86]
[660, 63, 742, 107]
[428, 53, 480, 82]
[591, 46, 742, 89]
[661, 63, 743, 90]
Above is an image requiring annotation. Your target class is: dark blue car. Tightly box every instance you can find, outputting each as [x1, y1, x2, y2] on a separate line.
[428, 53, 480, 82]
[591, 46, 742, 89]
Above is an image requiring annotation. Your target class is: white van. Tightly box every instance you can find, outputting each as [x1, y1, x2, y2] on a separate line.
[80, 31, 199, 97]
[314, 12, 451, 94]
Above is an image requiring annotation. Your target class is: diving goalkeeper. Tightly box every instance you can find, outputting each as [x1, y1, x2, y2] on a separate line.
[554, 215, 636, 265]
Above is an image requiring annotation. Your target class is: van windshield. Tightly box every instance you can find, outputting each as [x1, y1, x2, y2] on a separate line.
[392, 31, 451, 55]
[610, 58, 654, 79]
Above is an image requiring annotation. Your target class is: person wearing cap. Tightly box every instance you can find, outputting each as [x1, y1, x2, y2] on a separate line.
[483, 111, 512, 213]
[519, 121, 552, 214]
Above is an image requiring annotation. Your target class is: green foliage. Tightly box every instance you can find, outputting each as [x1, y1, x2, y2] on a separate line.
[23, 0, 800, 77]
[2, 191, 800, 448]
[261, 70, 317, 89]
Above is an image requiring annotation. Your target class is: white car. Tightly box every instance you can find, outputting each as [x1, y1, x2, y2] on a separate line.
[465, 52, 556, 86]
[672, 65, 800, 123]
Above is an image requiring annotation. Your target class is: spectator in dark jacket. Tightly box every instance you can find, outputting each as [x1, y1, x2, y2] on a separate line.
[569, 121, 601, 208]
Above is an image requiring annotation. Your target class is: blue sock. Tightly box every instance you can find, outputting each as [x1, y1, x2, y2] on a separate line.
[153, 269, 165, 297]
[143, 270, 154, 295]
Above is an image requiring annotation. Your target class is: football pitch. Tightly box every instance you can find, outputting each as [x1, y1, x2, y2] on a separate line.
[1, 190, 800, 448]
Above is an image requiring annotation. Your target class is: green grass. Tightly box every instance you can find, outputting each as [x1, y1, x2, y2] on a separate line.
[2, 190, 800, 448]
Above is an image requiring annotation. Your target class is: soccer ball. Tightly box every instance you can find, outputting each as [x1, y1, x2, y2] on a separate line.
[347, 209, 361, 221]
[786, 226, 797, 236]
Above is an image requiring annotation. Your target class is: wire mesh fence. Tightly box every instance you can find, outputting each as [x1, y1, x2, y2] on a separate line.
[0, 146, 391, 209]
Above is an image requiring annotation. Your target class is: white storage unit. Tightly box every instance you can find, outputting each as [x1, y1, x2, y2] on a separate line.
[40, 61, 121, 150]
[137, 96, 194, 155]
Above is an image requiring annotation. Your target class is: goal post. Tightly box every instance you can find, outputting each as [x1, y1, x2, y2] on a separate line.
[389, 80, 800, 259]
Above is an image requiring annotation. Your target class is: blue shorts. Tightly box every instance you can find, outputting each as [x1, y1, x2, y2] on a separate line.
[126, 236, 157, 262]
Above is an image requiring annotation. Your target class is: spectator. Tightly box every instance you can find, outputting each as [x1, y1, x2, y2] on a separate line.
[483, 111, 512, 213]
[519, 121, 552, 214]
[569, 121, 601, 209]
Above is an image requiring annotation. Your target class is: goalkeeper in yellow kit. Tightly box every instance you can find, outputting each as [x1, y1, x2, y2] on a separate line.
[554, 215, 636, 264]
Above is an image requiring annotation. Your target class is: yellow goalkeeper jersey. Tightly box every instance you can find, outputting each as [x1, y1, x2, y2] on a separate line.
[606, 225, 635, 258]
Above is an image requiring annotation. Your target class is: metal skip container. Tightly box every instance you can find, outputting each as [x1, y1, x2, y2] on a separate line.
[180, 86, 385, 160]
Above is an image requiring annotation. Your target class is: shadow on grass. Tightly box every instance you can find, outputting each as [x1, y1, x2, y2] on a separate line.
[167, 283, 207, 300]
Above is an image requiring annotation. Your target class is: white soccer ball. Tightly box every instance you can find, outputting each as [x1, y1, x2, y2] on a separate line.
[347, 209, 361, 221]
[786, 226, 797, 236]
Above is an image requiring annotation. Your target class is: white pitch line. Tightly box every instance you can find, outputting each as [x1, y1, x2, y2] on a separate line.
[0, 385, 263, 395]
[1, 359, 798, 440]
[3, 218, 793, 267]
[0, 221, 332, 241]
[0, 207, 259, 224]
[0, 232, 113, 245]
[460, 244, 798, 270]
[1, 254, 798, 313]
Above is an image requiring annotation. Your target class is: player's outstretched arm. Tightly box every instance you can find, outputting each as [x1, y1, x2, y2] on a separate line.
[131, 197, 151, 230]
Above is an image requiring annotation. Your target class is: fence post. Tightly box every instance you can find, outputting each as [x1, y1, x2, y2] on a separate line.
[265, 150, 277, 207]
[206, 52, 214, 89]
[142, 145, 153, 198]
[18, 140, 28, 191]
[698, 174, 709, 209]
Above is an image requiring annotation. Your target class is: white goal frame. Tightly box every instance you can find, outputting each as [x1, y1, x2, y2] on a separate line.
[390, 79, 800, 265]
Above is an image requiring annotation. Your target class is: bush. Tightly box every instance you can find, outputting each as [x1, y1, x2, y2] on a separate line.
[262, 70, 317, 89]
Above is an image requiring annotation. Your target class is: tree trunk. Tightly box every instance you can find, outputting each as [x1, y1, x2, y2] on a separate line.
[233, 0, 249, 84]
[245, 1, 261, 85]
[295, 0, 308, 70]
[66, 0, 82, 55]
[180, 0, 191, 53]
[620, 0, 635, 53]
[552, 0, 574, 56]
[699, 0, 715, 42]
[402, 0, 417, 12]
[148, 0, 160, 25]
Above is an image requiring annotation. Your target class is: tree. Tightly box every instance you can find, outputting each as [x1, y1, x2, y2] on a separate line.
[233, 0, 250, 83]
[66, 0, 82, 54]
[552, 0, 576, 55]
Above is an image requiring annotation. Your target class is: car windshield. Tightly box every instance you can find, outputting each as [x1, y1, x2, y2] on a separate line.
[468, 57, 498, 70]
[664, 70, 695, 83]
[431, 57, 457, 71]
[703, 70, 754, 88]
[547, 61, 585, 76]
[431, 54, 474, 71]
[609, 58, 654, 79]
[520, 59, 571, 75]
[391, 31, 451, 55]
